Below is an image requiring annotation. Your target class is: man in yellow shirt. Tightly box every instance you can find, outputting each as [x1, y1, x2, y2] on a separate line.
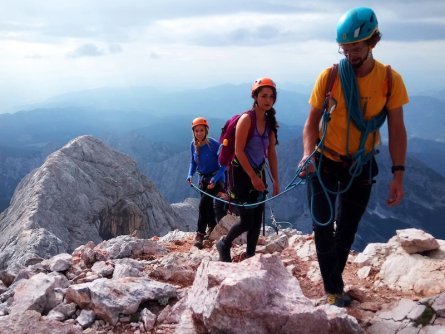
[299, 7, 409, 307]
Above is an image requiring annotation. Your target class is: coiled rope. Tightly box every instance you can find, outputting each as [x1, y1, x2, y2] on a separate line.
[190, 59, 387, 225]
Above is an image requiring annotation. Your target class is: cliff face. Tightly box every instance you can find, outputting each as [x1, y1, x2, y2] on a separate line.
[0, 135, 186, 270]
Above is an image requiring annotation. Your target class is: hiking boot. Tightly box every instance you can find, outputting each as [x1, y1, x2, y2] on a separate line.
[245, 252, 255, 259]
[216, 238, 231, 262]
[326, 293, 351, 307]
[194, 232, 205, 249]
[340, 291, 352, 307]
[204, 227, 214, 240]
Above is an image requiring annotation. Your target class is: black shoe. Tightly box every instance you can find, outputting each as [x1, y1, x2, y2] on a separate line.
[340, 291, 352, 307]
[194, 233, 205, 249]
[216, 238, 231, 262]
[203, 227, 214, 240]
[326, 292, 352, 307]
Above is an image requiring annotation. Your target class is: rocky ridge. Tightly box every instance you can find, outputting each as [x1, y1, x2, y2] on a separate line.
[0, 218, 444, 333]
[0, 135, 187, 270]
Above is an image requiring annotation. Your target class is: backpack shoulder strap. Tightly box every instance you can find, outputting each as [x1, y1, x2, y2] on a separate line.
[245, 109, 256, 140]
[325, 64, 338, 98]
[385, 65, 392, 100]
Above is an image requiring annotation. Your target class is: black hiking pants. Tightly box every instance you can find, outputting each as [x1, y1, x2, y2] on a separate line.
[197, 180, 226, 234]
[224, 204, 264, 257]
[307, 153, 377, 294]
[225, 161, 266, 256]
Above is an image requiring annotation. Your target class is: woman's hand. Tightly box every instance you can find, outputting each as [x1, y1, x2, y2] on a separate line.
[250, 174, 266, 192]
[272, 182, 280, 196]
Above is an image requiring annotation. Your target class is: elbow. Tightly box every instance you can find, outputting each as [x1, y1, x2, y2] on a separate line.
[235, 146, 243, 157]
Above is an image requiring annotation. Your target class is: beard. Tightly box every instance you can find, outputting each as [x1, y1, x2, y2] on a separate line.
[350, 58, 366, 69]
[348, 51, 371, 69]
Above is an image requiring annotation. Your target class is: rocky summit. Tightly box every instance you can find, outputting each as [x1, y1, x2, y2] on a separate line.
[0, 219, 444, 333]
[0, 135, 186, 270]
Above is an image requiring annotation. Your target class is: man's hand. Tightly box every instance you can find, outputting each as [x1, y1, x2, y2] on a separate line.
[298, 155, 316, 178]
[387, 178, 404, 206]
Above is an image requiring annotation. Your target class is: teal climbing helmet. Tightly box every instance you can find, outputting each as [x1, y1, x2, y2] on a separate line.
[336, 7, 378, 44]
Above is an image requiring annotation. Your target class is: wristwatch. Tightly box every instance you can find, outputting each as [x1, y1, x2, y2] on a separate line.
[391, 165, 405, 173]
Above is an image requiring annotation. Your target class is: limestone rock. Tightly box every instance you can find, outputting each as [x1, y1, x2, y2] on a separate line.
[0, 310, 82, 334]
[0, 228, 444, 333]
[0, 135, 185, 270]
[66, 276, 177, 325]
[380, 251, 445, 295]
[183, 254, 363, 334]
[394, 228, 440, 254]
[10, 272, 57, 315]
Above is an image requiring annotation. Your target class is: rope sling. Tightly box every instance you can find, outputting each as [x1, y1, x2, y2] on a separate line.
[309, 58, 390, 226]
[191, 58, 391, 226]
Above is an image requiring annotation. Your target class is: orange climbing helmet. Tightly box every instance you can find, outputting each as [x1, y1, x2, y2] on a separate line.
[251, 77, 277, 97]
[191, 117, 209, 129]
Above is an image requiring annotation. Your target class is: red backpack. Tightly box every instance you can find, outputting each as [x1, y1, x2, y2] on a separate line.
[218, 109, 256, 167]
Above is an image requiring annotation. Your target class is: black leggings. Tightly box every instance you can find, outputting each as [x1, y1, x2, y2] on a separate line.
[197, 181, 226, 234]
[224, 204, 264, 256]
[225, 162, 266, 256]
[308, 154, 377, 294]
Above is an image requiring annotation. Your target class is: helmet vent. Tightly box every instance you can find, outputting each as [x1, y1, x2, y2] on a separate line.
[336, 7, 378, 44]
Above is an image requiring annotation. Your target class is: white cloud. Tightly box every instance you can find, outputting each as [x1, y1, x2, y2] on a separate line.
[67, 43, 106, 58]
[109, 44, 123, 54]
[0, 0, 445, 112]
[145, 12, 333, 46]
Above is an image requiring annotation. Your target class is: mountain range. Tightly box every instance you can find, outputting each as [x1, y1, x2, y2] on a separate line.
[1, 84, 445, 250]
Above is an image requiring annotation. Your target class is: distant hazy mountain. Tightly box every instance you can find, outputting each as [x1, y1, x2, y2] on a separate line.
[26, 84, 310, 126]
[6, 85, 445, 144]
[1, 85, 445, 250]
[401, 95, 445, 141]
[0, 146, 46, 211]
[0, 107, 168, 149]
[407, 137, 445, 177]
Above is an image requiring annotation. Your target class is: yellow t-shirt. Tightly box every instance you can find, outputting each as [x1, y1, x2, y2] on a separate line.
[308, 60, 409, 161]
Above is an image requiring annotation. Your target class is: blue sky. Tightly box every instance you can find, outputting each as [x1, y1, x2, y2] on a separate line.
[1, 0, 444, 113]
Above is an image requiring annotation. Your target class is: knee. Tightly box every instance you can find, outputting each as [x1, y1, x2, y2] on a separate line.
[240, 216, 256, 231]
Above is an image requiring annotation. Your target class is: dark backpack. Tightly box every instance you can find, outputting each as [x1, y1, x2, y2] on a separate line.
[218, 109, 256, 167]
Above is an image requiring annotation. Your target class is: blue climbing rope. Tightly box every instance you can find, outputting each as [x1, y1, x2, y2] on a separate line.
[189, 177, 303, 208]
[190, 59, 388, 225]
[306, 59, 389, 226]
